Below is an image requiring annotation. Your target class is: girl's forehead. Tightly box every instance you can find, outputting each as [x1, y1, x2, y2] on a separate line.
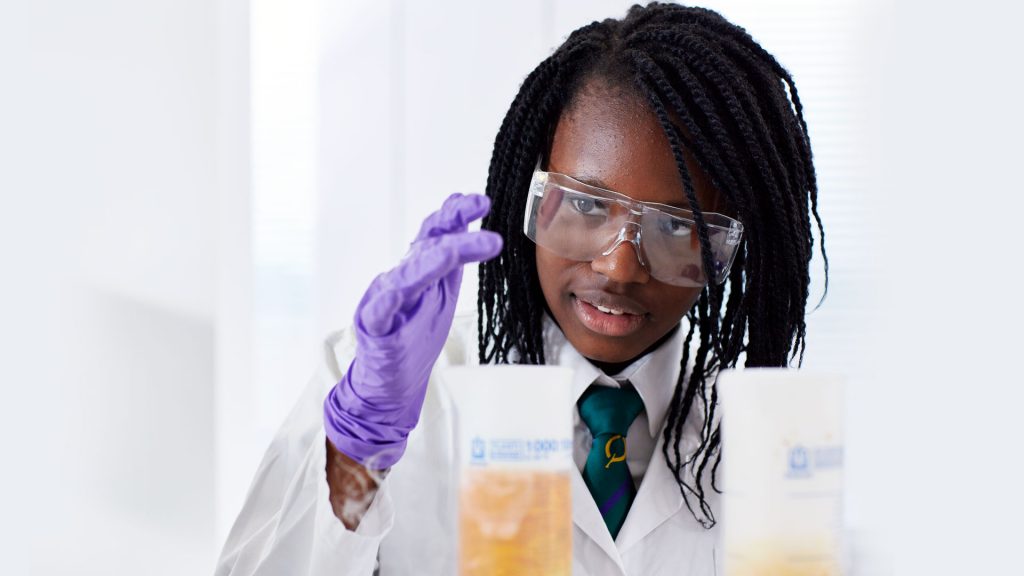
[548, 88, 719, 211]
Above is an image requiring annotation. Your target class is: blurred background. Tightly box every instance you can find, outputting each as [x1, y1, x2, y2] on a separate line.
[1, 0, 1021, 574]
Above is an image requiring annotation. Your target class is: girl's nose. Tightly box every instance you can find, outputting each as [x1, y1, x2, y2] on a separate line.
[590, 239, 651, 285]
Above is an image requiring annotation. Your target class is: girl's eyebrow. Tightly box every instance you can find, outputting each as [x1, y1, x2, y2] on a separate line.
[569, 171, 692, 210]
[567, 173, 614, 192]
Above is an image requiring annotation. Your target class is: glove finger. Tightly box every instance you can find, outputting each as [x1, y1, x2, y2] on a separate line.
[442, 229, 504, 265]
[414, 194, 464, 242]
[414, 193, 491, 242]
[438, 229, 504, 291]
[356, 229, 500, 338]
[394, 230, 503, 300]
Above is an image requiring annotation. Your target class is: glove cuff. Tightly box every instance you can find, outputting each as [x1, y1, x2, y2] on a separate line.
[323, 366, 415, 469]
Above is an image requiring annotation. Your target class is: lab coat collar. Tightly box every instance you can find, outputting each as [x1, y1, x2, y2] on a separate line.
[541, 313, 685, 438]
[542, 314, 709, 562]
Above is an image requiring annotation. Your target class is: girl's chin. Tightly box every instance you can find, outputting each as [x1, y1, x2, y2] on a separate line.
[565, 328, 649, 366]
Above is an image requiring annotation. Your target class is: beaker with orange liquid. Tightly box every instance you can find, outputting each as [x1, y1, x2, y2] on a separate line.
[442, 366, 574, 576]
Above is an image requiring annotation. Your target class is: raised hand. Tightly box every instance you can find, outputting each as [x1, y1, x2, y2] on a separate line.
[323, 193, 502, 469]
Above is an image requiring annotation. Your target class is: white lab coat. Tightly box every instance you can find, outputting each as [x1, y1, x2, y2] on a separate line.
[216, 314, 720, 576]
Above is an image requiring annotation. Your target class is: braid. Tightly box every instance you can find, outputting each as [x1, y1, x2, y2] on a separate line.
[478, 32, 615, 365]
[478, 2, 826, 528]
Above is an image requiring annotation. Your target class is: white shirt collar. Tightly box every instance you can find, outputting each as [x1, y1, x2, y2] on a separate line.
[542, 313, 686, 438]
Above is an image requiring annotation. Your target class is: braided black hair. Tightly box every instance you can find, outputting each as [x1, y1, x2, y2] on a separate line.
[477, 2, 827, 528]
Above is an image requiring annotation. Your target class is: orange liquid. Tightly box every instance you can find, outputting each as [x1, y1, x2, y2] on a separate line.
[458, 469, 572, 576]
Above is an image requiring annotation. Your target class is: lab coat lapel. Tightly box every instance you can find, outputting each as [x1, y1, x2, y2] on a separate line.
[549, 315, 625, 569]
[571, 465, 625, 571]
[614, 432, 685, 552]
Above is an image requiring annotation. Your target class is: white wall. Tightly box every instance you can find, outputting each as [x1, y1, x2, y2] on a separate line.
[873, 2, 1024, 574]
[0, 0, 223, 573]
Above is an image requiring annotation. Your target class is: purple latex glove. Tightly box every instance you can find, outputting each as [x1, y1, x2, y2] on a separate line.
[323, 193, 502, 469]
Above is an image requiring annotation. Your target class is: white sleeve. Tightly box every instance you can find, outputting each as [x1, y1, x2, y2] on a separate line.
[215, 330, 395, 576]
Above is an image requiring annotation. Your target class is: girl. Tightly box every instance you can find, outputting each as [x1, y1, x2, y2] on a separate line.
[216, 3, 825, 575]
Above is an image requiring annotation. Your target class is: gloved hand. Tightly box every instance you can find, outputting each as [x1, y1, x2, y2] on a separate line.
[324, 193, 502, 469]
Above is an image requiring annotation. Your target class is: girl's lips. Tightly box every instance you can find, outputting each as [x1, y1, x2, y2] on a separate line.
[572, 295, 646, 337]
[572, 290, 646, 316]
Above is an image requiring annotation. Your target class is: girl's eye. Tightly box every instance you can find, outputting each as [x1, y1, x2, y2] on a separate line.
[568, 195, 608, 216]
[658, 216, 692, 237]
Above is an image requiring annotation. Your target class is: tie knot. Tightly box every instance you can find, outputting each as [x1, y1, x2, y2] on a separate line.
[577, 384, 645, 438]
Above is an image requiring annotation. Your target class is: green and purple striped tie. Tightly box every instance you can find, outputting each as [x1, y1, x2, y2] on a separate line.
[577, 384, 645, 540]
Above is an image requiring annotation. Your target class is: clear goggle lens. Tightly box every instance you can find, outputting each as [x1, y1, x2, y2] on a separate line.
[523, 171, 743, 287]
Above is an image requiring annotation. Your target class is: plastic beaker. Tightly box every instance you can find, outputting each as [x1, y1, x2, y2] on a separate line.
[719, 368, 845, 576]
[441, 366, 574, 576]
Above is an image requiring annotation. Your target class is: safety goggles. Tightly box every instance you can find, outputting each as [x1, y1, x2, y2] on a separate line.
[523, 171, 743, 287]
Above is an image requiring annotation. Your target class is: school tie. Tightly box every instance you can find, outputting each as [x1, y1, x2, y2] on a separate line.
[577, 384, 645, 540]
